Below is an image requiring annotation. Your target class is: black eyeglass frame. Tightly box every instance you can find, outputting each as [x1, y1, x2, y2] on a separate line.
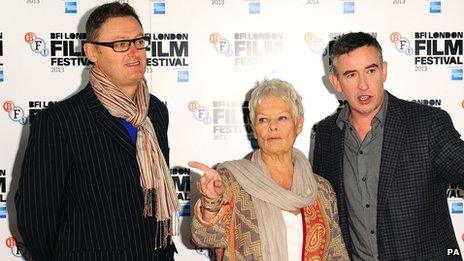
[89, 36, 150, 52]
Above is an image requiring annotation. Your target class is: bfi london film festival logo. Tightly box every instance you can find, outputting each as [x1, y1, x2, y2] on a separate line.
[188, 101, 212, 125]
[24, 32, 50, 57]
[209, 32, 283, 67]
[153, 0, 166, 15]
[390, 32, 414, 56]
[5, 237, 32, 260]
[304, 33, 328, 56]
[391, 32, 464, 79]
[171, 167, 191, 217]
[3, 100, 56, 125]
[145, 33, 189, 82]
[3, 101, 28, 125]
[209, 33, 233, 58]
[0, 32, 3, 83]
[188, 100, 250, 140]
[25, 32, 90, 71]
[414, 32, 463, 66]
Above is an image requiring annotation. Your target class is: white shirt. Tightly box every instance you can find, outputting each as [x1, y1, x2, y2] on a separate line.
[282, 210, 303, 261]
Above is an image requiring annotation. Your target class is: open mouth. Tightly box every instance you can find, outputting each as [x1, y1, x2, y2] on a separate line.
[358, 95, 372, 104]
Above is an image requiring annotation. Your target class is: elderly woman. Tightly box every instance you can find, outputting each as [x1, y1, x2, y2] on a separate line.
[189, 79, 348, 261]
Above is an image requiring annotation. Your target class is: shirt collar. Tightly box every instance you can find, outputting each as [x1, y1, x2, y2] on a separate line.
[336, 91, 389, 130]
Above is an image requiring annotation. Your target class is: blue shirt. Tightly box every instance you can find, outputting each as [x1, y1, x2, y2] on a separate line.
[119, 118, 137, 144]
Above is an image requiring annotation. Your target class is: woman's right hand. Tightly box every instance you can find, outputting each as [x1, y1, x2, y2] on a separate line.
[189, 161, 224, 199]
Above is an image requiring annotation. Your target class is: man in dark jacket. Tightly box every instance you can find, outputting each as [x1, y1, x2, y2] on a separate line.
[15, 2, 179, 260]
[311, 32, 464, 260]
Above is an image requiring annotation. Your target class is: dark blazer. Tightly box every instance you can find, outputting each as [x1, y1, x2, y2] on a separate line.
[15, 84, 176, 261]
[312, 92, 464, 260]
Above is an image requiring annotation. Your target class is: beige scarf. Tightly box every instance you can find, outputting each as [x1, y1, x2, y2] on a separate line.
[220, 148, 318, 261]
[89, 66, 179, 247]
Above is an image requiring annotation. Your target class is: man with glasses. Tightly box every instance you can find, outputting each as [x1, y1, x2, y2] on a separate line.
[15, 2, 179, 260]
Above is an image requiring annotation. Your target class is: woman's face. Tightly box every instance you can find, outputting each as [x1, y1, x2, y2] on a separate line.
[252, 97, 303, 157]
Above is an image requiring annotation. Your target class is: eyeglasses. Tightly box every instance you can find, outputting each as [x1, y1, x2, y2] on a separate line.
[89, 36, 150, 52]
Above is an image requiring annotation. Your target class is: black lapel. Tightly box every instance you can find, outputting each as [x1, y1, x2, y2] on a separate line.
[377, 92, 406, 213]
[331, 122, 346, 194]
[84, 84, 136, 155]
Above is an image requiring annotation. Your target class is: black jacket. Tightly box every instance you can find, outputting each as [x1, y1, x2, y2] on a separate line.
[312, 92, 464, 260]
[16, 84, 175, 260]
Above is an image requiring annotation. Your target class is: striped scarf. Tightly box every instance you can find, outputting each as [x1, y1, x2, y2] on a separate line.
[89, 66, 179, 247]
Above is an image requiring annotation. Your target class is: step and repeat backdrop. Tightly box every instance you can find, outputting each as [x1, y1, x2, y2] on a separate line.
[1, 0, 463, 260]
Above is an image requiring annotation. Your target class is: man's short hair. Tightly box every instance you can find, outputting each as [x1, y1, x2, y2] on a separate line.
[330, 32, 383, 72]
[86, 2, 143, 42]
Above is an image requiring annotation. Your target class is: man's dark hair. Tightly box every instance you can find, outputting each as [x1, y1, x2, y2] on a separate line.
[86, 2, 143, 42]
[330, 32, 383, 72]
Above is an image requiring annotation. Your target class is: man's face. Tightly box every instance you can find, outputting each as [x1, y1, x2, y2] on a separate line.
[329, 45, 387, 121]
[85, 16, 146, 90]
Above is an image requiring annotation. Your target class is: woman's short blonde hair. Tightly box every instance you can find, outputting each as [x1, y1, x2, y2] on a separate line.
[248, 78, 304, 124]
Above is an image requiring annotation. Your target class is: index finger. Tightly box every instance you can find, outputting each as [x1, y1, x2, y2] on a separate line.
[188, 161, 214, 175]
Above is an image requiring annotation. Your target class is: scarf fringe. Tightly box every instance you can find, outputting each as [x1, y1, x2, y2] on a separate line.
[143, 188, 155, 217]
[151, 211, 180, 249]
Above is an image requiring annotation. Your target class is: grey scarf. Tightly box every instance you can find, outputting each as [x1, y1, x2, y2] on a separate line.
[220, 148, 318, 261]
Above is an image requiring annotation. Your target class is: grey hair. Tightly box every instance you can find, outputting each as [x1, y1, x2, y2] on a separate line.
[248, 78, 304, 124]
